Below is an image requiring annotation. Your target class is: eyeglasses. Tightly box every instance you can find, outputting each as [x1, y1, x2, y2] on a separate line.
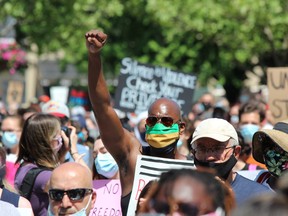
[149, 199, 199, 216]
[193, 145, 235, 157]
[49, 188, 93, 202]
[146, 116, 180, 127]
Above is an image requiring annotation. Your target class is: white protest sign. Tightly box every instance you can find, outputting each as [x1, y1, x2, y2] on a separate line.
[127, 155, 195, 216]
[50, 86, 69, 104]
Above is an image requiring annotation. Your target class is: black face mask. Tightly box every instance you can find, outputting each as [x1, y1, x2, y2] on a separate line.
[194, 155, 237, 180]
[149, 141, 177, 159]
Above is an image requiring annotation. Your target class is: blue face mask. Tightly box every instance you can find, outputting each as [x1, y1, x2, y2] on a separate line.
[2, 131, 18, 148]
[95, 152, 119, 178]
[240, 124, 260, 144]
[48, 194, 92, 216]
[77, 132, 86, 143]
[230, 115, 239, 124]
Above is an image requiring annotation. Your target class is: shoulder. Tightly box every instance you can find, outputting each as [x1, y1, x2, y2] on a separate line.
[33, 169, 52, 191]
[233, 173, 271, 192]
[76, 143, 89, 151]
[18, 196, 33, 209]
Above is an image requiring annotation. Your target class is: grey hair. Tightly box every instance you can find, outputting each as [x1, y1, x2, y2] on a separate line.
[229, 138, 239, 146]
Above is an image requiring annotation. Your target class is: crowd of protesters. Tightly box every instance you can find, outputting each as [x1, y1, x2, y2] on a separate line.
[0, 28, 287, 216]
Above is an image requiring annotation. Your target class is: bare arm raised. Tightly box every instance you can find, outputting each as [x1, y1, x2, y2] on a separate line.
[85, 30, 141, 196]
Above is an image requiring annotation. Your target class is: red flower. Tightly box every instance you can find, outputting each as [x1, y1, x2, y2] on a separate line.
[0, 41, 26, 74]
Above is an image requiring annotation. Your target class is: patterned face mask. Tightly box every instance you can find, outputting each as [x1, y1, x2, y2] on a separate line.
[145, 123, 180, 148]
[264, 146, 288, 177]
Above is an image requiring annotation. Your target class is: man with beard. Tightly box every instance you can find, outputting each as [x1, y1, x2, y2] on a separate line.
[190, 118, 270, 205]
[85, 29, 186, 215]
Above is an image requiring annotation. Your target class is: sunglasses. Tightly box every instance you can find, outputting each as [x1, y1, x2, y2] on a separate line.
[146, 116, 178, 127]
[150, 199, 199, 216]
[49, 188, 93, 202]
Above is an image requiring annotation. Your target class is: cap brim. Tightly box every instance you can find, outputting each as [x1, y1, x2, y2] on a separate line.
[252, 129, 288, 164]
[49, 112, 67, 118]
[191, 134, 230, 145]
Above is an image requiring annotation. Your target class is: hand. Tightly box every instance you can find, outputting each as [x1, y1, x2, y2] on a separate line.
[85, 30, 107, 54]
[61, 126, 77, 152]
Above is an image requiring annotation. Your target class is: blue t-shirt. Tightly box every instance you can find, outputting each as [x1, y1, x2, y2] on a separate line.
[65, 143, 92, 168]
[231, 173, 272, 205]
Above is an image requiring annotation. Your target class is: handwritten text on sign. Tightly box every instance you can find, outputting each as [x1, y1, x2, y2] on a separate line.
[114, 57, 197, 114]
[89, 179, 122, 216]
[126, 155, 195, 216]
[267, 67, 288, 122]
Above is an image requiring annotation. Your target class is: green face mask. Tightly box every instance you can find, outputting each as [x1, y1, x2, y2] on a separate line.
[264, 149, 288, 177]
[145, 123, 180, 148]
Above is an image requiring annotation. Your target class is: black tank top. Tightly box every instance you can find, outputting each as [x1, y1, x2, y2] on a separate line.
[121, 191, 132, 216]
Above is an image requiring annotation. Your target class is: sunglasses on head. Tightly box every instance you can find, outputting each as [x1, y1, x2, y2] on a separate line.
[48, 188, 93, 202]
[146, 116, 179, 127]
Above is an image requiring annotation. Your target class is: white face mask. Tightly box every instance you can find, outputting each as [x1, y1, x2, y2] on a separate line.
[48, 194, 92, 216]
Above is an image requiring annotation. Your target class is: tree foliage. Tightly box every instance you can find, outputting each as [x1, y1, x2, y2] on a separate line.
[1, 0, 288, 102]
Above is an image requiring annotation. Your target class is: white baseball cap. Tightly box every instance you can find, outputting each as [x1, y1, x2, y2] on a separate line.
[191, 118, 238, 145]
[42, 100, 70, 118]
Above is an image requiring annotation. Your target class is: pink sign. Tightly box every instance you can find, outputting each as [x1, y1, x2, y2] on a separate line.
[89, 179, 122, 216]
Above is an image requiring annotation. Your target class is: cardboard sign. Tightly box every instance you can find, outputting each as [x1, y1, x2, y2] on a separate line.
[114, 57, 197, 115]
[89, 179, 122, 216]
[6, 80, 24, 106]
[267, 67, 288, 122]
[127, 155, 195, 216]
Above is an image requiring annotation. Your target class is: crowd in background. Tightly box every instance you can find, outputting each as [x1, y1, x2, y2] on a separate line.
[0, 84, 288, 215]
[0, 30, 287, 215]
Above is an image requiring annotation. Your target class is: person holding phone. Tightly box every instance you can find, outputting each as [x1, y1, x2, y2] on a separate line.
[14, 113, 88, 216]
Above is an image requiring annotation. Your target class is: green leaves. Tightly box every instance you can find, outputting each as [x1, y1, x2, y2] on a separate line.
[1, 0, 288, 101]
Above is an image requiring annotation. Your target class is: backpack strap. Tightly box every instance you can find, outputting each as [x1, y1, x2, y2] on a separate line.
[256, 171, 271, 184]
[18, 167, 45, 200]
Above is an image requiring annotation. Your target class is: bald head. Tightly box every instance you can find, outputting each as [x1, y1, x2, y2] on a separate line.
[149, 98, 181, 120]
[50, 162, 93, 189]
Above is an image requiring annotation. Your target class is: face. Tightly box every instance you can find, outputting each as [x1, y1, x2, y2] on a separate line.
[263, 140, 288, 177]
[148, 98, 184, 132]
[49, 168, 96, 215]
[200, 93, 214, 105]
[93, 139, 108, 159]
[150, 177, 214, 215]
[239, 112, 260, 126]
[1, 117, 22, 143]
[192, 138, 238, 162]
